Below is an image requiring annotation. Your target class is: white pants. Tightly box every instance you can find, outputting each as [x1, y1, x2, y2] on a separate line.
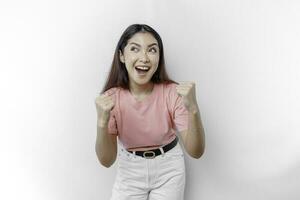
[110, 140, 186, 200]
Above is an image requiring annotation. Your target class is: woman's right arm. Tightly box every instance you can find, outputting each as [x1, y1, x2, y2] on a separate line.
[95, 93, 118, 168]
[95, 119, 117, 168]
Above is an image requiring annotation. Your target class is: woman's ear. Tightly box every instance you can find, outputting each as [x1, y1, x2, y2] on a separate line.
[119, 50, 125, 63]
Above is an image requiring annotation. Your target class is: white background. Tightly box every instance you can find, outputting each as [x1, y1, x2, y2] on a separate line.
[1, 0, 300, 199]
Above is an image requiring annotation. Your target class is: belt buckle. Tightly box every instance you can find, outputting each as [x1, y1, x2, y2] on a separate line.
[143, 151, 155, 159]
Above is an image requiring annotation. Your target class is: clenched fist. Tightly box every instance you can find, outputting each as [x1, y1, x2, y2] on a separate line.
[95, 89, 116, 125]
[176, 81, 198, 112]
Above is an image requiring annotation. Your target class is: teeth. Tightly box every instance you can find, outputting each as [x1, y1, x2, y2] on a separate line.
[136, 66, 150, 70]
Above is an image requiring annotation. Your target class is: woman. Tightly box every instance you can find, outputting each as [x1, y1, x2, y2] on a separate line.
[95, 24, 205, 200]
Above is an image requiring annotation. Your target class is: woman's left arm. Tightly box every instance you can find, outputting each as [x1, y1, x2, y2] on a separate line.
[176, 82, 205, 159]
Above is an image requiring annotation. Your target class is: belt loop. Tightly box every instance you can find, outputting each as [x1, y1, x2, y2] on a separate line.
[159, 147, 165, 157]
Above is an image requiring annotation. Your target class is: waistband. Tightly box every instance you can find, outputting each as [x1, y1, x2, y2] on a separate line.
[127, 136, 178, 159]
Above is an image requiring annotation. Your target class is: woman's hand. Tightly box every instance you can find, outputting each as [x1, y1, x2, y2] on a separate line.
[95, 90, 116, 125]
[176, 82, 198, 112]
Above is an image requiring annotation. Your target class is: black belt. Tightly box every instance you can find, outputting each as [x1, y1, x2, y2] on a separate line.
[127, 136, 178, 159]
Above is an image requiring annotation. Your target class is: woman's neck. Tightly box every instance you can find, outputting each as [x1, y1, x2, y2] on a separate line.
[129, 82, 154, 96]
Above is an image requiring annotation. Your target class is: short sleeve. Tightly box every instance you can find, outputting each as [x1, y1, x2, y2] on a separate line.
[108, 109, 118, 135]
[103, 88, 118, 135]
[169, 84, 189, 132]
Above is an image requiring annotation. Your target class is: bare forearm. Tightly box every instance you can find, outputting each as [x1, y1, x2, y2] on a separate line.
[95, 120, 117, 168]
[186, 104, 205, 158]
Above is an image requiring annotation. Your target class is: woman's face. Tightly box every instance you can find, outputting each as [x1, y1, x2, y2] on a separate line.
[119, 32, 160, 87]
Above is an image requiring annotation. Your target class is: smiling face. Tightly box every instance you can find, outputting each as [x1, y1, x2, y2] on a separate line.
[119, 32, 160, 88]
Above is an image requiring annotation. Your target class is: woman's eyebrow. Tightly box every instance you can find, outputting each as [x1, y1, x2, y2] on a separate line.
[129, 42, 158, 47]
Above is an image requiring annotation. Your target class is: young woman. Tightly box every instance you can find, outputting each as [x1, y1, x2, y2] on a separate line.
[95, 24, 205, 200]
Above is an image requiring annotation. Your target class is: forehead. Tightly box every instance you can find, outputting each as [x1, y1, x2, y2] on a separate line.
[127, 32, 158, 45]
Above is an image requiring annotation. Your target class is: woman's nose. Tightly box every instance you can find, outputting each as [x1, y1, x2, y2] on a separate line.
[140, 51, 150, 63]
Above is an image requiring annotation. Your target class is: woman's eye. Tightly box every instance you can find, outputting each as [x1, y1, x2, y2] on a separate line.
[130, 47, 139, 52]
[149, 48, 157, 53]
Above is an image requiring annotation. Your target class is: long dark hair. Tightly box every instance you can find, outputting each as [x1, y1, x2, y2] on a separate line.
[100, 24, 176, 94]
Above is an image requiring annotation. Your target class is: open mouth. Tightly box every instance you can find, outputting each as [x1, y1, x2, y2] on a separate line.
[135, 66, 150, 75]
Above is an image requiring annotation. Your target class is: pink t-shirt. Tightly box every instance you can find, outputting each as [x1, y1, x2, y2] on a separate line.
[103, 82, 189, 149]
